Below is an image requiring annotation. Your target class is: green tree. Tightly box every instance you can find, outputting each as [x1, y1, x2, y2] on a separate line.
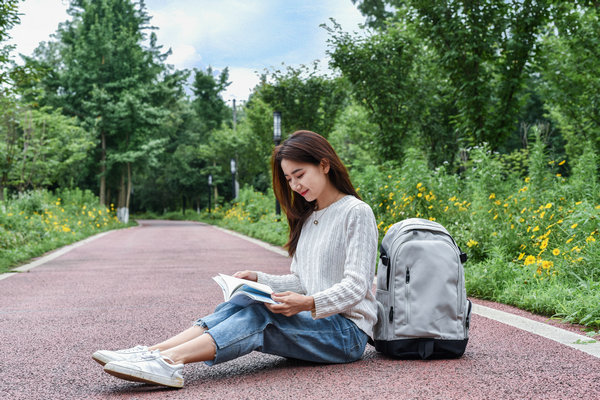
[192, 66, 231, 133]
[4, 106, 93, 191]
[256, 63, 349, 139]
[326, 19, 458, 165]
[348, 0, 554, 152]
[35, 0, 172, 218]
[538, 3, 600, 161]
[0, 0, 21, 91]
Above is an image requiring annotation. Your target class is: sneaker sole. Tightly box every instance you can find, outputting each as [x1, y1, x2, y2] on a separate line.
[103, 363, 184, 388]
[92, 352, 111, 366]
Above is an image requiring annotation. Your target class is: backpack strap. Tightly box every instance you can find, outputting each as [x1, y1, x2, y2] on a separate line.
[380, 246, 392, 290]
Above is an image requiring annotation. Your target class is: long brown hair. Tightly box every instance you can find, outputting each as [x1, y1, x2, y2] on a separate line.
[272, 130, 360, 256]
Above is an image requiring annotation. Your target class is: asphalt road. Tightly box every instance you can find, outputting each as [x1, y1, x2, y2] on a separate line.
[1, 220, 599, 399]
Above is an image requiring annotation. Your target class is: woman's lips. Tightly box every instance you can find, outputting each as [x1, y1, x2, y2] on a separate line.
[300, 190, 309, 197]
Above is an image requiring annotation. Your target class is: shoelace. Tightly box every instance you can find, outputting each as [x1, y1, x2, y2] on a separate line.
[122, 345, 146, 353]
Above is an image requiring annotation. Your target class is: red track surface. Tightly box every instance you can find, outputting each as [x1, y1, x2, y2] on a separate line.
[1, 220, 599, 399]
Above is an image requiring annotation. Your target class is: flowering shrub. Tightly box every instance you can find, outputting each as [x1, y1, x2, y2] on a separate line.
[0, 188, 123, 272]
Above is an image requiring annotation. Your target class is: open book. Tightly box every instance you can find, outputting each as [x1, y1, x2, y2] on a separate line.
[212, 273, 277, 307]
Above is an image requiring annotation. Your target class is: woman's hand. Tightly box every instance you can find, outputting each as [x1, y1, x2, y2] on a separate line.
[232, 270, 258, 282]
[266, 292, 315, 317]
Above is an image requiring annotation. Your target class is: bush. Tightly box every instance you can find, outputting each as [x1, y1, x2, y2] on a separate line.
[0, 188, 125, 273]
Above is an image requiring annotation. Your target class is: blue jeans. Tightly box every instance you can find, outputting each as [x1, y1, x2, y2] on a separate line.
[195, 302, 368, 366]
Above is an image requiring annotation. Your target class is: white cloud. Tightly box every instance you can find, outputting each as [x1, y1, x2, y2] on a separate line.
[166, 44, 201, 67]
[222, 67, 261, 101]
[7, 0, 69, 60]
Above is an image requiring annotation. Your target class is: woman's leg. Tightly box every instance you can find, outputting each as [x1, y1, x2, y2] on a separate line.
[205, 303, 368, 365]
[148, 302, 244, 353]
[149, 326, 206, 352]
[160, 333, 217, 364]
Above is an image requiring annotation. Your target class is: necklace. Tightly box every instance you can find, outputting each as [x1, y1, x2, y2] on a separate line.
[313, 206, 331, 225]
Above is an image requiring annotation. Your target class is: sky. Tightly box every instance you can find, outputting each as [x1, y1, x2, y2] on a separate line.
[7, 0, 366, 101]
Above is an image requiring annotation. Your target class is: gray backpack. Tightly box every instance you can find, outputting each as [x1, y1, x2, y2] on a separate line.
[373, 218, 472, 359]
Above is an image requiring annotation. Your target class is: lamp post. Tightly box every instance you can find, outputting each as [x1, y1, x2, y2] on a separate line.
[230, 158, 237, 200]
[208, 174, 212, 213]
[273, 111, 282, 216]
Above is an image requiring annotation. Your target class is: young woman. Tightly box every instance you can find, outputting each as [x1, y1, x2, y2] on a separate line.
[93, 130, 378, 388]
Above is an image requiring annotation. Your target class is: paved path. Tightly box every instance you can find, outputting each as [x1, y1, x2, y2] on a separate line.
[1, 220, 599, 399]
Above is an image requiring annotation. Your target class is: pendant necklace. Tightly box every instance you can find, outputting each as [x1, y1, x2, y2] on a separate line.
[313, 205, 331, 225]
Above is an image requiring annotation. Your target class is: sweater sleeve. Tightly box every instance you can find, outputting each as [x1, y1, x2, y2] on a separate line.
[311, 203, 378, 319]
[256, 254, 306, 294]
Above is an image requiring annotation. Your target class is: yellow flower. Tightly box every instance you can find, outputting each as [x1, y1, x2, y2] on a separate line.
[518, 253, 525, 260]
[545, 203, 552, 209]
[556, 173, 562, 177]
[466, 239, 478, 247]
[525, 177, 531, 183]
[524, 255, 536, 266]
[532, 226, 540, 232]
[416, 182, 422, 189]
[489, 193, 496, 199]
[587, 236, 596, 243]
[571, 223, 578, 229]
[575, 201, 582, 205]
[552, 248, 560, 256]
[541, 260, 553, 270]
[493, 214, 498, 220]
[540, 238, 549, 250]
[558, 160, 566, 166]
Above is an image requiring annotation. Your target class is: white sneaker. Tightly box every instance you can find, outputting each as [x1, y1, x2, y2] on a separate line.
[92, 345, 150, 366]
[103, 351, 184, 388]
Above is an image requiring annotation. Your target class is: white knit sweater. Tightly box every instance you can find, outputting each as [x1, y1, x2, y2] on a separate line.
[257, 195, 378, 338]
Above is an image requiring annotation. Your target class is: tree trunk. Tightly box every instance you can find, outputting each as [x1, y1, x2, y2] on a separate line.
[116, 167, 129, 223]
[213, 161, 218, 204]
[99, 130, 107, 206]
[126, 162, 132, 209]
[118, 169, 126, 208]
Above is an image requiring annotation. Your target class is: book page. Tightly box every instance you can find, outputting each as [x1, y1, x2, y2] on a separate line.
[216, 273, 273, 297]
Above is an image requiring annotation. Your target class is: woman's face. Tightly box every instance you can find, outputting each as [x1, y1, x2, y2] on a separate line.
[280, 158, 330, 205]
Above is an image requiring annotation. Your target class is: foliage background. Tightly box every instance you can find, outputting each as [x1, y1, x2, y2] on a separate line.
[1, 1, 598, 329]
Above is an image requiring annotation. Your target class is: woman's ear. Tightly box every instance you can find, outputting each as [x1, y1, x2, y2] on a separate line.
[320, 159, 331, 174]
